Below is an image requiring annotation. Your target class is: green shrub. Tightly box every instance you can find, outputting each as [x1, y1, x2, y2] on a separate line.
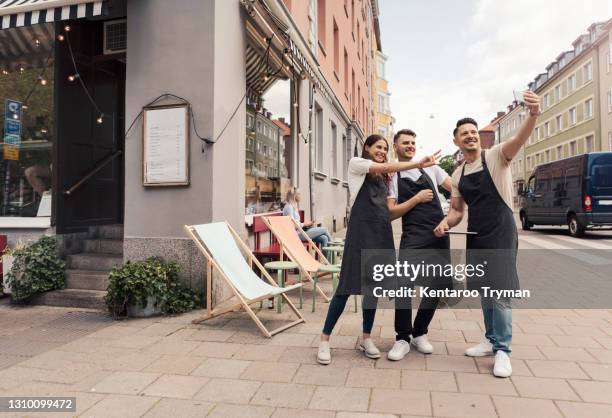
[6, 236, 65, 302]
[105, 256, 201, 318]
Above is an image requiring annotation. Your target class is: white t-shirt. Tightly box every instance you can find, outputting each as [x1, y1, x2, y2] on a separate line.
[387, 165, 449, 200]
[348, 157, 373, 208]
[451, 143, 514, 210]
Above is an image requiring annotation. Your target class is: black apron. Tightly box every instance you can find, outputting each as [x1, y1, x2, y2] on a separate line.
[459, 151, 520, 292]
[397, 169, 452, 289]
[337, 173, 394, 295]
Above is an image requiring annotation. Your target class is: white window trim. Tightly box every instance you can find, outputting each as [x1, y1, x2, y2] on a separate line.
[0, 217, 51, 229]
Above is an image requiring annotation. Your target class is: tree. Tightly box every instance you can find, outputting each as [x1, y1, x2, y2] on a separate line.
[438, 155, 456, 177]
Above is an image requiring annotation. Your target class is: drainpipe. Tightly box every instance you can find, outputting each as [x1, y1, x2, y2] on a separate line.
[308, 84, 315, 221]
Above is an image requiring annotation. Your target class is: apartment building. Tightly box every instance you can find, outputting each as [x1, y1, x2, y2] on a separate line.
[375, 50, 395, 156]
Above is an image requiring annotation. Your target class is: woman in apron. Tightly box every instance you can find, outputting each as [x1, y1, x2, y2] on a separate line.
[317, 134, 440, 365]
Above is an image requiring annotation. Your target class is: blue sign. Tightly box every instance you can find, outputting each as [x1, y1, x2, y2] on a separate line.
[4, 99, 22, 122]
[4, 134, 20, 146]
[5, 119, 21, 136]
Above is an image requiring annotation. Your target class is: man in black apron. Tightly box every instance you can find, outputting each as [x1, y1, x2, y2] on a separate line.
[386, 129, 453, 360]
[434, 91, 540, 377]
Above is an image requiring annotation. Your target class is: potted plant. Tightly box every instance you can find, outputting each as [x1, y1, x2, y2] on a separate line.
[105, 256, 201, 318]
[5, 236, 65, 302]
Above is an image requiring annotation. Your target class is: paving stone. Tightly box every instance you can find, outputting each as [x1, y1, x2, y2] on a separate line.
[427, 328, 466, 342]
[241, 361, 300, 382]
[100, 351, 161, 372]
[88, 325, 142, 340]
[272, 408, 335, 418]
[251, 382, 315, 408]
[91, 371, 161, 395]
[401, 369, 457, 391]
[269, 333, 317, 347]
[207, 403, 274, 417]
[526, 360, 589, 379]
[440, 319, 482, 331]
[346, 367, 401, 389]
[144, 354, 205, 375]
[136, 323, 187, 337]
[194, 377, 261, 403]
[233, 344, 287, 361]
[578, 362, 612, 381]
[375, 351, 426, 371]
[492, 395, 563, 418]
[80, 394, 160, 418]
[568, 379, 612, 404]
[187, 329, 236, 342]
[426, 354, 478, 372]
[586, 348, 612, 364]
[541, 346, 598, 362]
[292, 364, 349, 386]
[144, 339, 201, 356]
[474, 357, 532, 376]
[309, 335, 358, 350]
[141, 374, 209, 399]
[510, 376, 580, 400]
[516, 323, 564, 335]
[191, 358, 251, 378]
[190, 341, 243, 358]
[455, 372, 517, 395]
[369, 388, 431, 415]
[109, 334, 163, 349]
[550, 335, 603, 348]
[337, 413, 400, 418]
[507, 345, 546, 360]
[511, 333, 556, 347]
[143, 398, 215, 418]
[556, 401, 612, 418]
[308, 386, 370, 411]
[431, 391, 497, 418]
[561, 326, 608, 338]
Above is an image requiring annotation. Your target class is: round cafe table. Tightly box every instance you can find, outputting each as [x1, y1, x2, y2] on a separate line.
[264, 260, 300, 312]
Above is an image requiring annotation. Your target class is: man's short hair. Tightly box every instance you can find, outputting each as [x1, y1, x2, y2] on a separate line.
[393, 129, 417, 143]
[453, 117, 478, 136]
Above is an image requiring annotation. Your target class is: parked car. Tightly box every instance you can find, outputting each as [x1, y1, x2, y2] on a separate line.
[519, 152, 612, 236]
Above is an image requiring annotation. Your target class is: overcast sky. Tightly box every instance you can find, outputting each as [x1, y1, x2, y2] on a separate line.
[264, 1, 612, 158]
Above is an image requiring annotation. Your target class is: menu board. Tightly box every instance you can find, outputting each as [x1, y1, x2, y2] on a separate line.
[143, 104, 189, 186]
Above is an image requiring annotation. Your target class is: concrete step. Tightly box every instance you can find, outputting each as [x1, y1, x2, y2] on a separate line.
[65, 269, 110, 291]
[30, 289, 107, 310]
[84, 239, 123, 255]
[88, 224, 124, 240]
[66, 253, 123, 271]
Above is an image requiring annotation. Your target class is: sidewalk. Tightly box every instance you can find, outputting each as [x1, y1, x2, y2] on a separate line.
[1, 284, 612, 417]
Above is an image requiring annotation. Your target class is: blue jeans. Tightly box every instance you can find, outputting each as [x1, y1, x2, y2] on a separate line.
[303, 227, 331, 248]
[322, 294, 376, 336]
[481, 295, 512, 354]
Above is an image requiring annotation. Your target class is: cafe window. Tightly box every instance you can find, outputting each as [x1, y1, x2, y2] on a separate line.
[1, 24, 55, 218]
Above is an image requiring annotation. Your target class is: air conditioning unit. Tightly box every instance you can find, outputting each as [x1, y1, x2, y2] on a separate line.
[103, 19, 127, 55]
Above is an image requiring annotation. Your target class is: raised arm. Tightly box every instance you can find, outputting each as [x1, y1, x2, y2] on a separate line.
[501, 91, 540, 161]
[369, 150, 441, 174]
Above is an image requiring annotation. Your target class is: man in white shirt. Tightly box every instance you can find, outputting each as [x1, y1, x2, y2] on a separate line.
[386, 129, 453, 361]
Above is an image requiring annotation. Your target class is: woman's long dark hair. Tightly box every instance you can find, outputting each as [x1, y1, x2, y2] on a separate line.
[361, 134, 391, 188]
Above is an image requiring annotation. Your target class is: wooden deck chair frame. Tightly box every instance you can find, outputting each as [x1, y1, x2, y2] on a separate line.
[184, 222, 305, 338]
[262, 216, 335, 303]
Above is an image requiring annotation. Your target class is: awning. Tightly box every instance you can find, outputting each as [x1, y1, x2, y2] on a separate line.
[0, 0, 106, 30]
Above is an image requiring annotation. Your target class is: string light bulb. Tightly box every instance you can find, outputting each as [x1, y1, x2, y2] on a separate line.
[19, 66, 25, 73]
[263, 73, 269, 82]
[68, 73, 79, 82]
[34, 39, 40, 47]
[22, 105, 28, 110]
[1, 69, 7, 75]
[57, 34, 65, 41]
[38, 76, 47, 85]
[64, 25, 71, 32]
[96, 114, 104, 124]
[293, 102, 298, 108]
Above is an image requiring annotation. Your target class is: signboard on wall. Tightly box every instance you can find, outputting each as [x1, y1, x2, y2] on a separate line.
[3, 99, 22, 161]
[142, 104, 190, 186]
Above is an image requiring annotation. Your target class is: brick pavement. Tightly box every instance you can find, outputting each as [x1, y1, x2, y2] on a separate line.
[0, 288, 612, 417]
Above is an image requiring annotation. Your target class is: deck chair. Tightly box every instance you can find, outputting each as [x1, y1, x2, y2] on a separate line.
[184, 222, 305, 338]
[263, 216, 338, 305]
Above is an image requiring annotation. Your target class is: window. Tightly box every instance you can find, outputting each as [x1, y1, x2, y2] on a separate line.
[557, 145, 563, 159]
[247, 137, 254, 150]
[343, 48, 349, 95]
[333, 19, 339, 74]
[555, 84, 561, 102]
[585, 99, 593, 119]
[315, 106, 324, 171]
[263, 144, 268, 156]
[586, 135, 594, 153]
[570, 140, 577, 156]
[568, 74, 576, 92]
[512, 119, 517, 130]
[608, 89, 612, 113]
[317, 0, 326, 49]
[342, 134, 348, 180]
[543, 94, 550, 109]
[545, 122, 550, 137]
[257, 120, 262, 133]
[331, 122, 338, 178]
[247, 114, 254, 128]
[376, 58, 385, 79]
[569, 107, 577, 125]
[545, 150, 551, 162]
[534, 127, 539, 142]
[556, 115, 563, 132]
[583, 62, 592, 82]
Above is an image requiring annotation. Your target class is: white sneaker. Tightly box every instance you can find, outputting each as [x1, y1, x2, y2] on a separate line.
[359, 338, 381, 359]
[317, 341, 331, 365]
[465, 340, 494, 357]
[387, 339, 411, 361]
[493, 350, 512, 378]
[411, 335, 433, 354]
